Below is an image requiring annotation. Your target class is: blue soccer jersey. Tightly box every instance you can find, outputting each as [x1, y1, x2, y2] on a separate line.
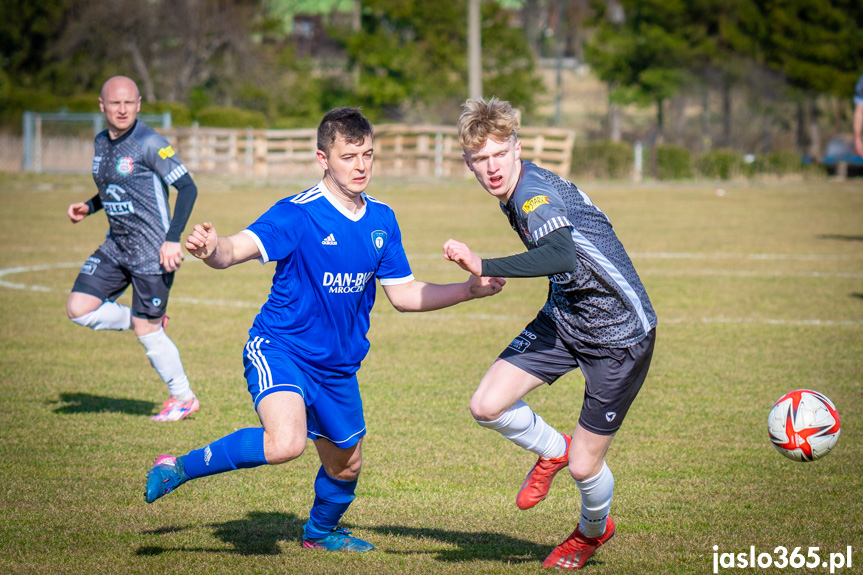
[242, 181, 414, 377]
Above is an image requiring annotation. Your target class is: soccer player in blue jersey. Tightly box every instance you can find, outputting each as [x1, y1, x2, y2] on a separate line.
[444, 97, 657, 570]
[66, 76, 200, 422]
[145, 107, 505, 552]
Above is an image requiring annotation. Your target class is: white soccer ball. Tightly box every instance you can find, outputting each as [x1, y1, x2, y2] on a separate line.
[767, 389, 840, 462]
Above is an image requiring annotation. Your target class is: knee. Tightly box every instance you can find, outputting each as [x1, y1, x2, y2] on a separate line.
[469, 394, 504, 423]
[66, 298, 90, 321]
[568, 457, 603, 483]
[327, 457, 362, 482]
[66, 293, 100, 321]
[264, 433, 306, 465]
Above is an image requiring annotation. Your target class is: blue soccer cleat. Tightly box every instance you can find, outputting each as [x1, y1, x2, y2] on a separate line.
[145, 455, 189, 503]
[302, 527, 375, 552]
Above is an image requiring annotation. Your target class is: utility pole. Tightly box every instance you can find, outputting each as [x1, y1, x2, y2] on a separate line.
[468, 0, 482, 99]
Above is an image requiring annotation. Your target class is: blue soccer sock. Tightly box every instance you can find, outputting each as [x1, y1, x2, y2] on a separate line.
[303, 466, 358, 540]
[180, 427, 268, 479]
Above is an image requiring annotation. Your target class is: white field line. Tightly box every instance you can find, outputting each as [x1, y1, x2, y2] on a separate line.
[2, 259, 862, 326]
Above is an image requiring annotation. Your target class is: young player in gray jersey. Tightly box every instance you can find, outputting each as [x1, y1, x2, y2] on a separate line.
[66, 76, 200, 422]
[443, 97, 657, 570]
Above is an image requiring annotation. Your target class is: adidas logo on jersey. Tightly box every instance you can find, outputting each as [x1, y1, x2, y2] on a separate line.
[321, 234, 338, 246]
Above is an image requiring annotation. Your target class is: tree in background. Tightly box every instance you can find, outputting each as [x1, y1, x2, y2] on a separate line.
[49, 0, 266, 104]
[725, 0, 863, 157]
[0, 0, 66, 91]
[586, 0, 718, 143]
[338, 0, 541, 123]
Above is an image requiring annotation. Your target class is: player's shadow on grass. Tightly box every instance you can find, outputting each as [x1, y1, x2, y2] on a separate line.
[817, 234, 863, 242]
[50, 392, 154, 416]
[136, 513, 555, 565]
[368, 525, 550, 564]
[138, 512, 306, 556]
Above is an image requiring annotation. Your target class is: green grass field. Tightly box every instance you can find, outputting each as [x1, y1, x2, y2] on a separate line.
[1, 172, 861, 575]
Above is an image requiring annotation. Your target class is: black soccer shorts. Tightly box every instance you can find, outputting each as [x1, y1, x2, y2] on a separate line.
[499, 311, 656, 435]
[71, 248, 175, 319]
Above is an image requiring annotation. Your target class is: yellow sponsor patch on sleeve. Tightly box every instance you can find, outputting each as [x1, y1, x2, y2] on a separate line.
[522, 195, 549, 213]
[158, 146, 175, 160]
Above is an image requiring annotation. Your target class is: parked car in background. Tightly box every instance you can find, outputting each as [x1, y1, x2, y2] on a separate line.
[813, 135, 863, 176]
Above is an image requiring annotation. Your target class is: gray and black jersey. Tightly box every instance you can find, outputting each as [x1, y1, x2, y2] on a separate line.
[91, 120, 190, 275]
[501, 161, 657, 348]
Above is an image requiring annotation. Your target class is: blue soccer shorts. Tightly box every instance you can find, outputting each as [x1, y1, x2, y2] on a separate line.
[243, 336, 366, 448]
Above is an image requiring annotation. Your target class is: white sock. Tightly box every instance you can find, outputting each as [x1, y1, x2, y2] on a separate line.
[576, 461, 614, 538]
[70, 301, 132, 331]
[137, 328, 194, 401]
[475, 400, 567, 459]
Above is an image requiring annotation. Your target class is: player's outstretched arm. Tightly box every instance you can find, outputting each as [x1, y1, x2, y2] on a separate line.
[382, 275, 505, 313]
[185, 222, 261, 269]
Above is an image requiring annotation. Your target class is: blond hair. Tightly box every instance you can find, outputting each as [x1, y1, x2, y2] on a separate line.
[457, 97, 520, 151]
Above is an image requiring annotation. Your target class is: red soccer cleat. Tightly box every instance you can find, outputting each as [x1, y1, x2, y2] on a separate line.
[542, 517, 616, 570]
[515, 434, 571, 510]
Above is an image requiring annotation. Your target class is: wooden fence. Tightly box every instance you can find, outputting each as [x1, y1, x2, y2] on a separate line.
[164, 124, 575, 179]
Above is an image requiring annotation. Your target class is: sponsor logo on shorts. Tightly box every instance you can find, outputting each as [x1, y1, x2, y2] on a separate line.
[92, 155, 102, 173]
[507, 336, 531, 353]
[204, 445, 212, 465]
[158, 145, 175, 160]
[152, 298, 162, 307]
[116, 156, 134, 174]
[322, 271, 374, 294]
[371, 230, 387, 253]
[81, 256, 100, 276]
[522, 195, 549, 213]
[605, 412, 617, 422]
[520, 329, 537, 340]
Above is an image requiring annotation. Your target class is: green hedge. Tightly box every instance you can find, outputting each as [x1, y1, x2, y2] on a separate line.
[571, 140, 633, 180]
[141, 101, 192, 126]
[194, 106, 267, 129]
[695, 148, 746, 180]
[0, 89, 62, 126]
[62, 93, 101, 113]
[656, 145, 693, 180]
[753, 151, 804, 176]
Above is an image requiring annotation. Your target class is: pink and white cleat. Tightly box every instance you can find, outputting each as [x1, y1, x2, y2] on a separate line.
[150, 396, 199, 422]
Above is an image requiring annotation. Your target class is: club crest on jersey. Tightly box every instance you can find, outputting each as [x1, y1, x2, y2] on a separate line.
[522, 195, 549, 213]
[116, 157, 134, 174]
[371, 230, 387, 253]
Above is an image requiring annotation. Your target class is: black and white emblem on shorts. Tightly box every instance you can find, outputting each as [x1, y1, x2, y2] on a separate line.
[507, 336, 531, 353]
[605, 412, 617, 422]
